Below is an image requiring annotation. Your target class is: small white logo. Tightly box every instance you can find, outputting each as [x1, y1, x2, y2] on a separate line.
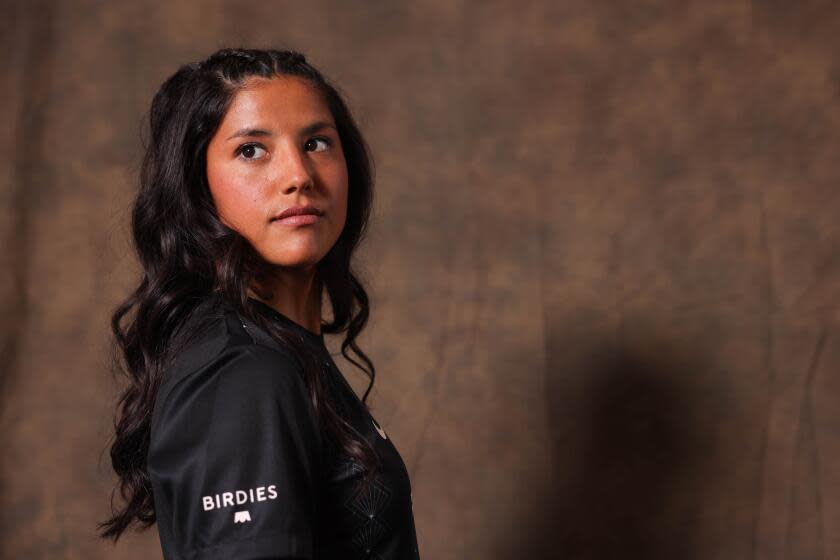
[234, 510, 252, 523]
[372, 418, 388, 440]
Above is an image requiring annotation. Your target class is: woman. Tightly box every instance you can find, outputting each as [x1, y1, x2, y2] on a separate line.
[99, 48, 420, 559]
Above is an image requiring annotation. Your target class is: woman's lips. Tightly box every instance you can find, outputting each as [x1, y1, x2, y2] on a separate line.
[272, 214, 321, 226]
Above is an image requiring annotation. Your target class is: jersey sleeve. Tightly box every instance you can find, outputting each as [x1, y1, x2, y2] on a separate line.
[148, 343, 323, 560]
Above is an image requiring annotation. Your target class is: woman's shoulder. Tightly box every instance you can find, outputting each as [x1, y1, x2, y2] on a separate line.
[162, 297, 297, 384]
[152, 297, 308, 427]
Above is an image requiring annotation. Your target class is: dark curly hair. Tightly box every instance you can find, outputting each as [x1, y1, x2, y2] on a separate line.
[98, 48, 379, 542]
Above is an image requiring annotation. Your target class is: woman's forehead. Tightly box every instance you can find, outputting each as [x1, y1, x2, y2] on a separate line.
[223, 76, 331, 126]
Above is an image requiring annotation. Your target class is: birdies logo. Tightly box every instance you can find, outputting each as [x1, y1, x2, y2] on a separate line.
[202, 484, 278, 512]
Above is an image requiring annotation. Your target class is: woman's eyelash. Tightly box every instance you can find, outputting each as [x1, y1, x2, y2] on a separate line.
[308, 136, 332, 149]
[234, 142, 265, 158]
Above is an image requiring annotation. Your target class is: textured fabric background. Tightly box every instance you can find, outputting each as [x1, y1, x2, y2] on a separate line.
[2, 1, 839, 558]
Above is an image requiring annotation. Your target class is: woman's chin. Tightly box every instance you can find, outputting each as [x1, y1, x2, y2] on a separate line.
[261, 251, 325, 270]
[256, 237, 336, 270]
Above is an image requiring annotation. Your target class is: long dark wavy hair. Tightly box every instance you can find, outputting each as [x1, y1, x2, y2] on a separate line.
[98, 48, 379, 542]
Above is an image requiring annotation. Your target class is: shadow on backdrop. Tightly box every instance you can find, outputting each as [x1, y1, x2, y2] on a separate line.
[516, 321, 721, 559]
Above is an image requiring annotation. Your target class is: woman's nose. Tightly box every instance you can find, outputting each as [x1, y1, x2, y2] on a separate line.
[277, 142, 314, 193]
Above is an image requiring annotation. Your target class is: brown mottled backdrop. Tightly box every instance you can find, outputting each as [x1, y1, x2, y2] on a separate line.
[2, 1, 839, 558]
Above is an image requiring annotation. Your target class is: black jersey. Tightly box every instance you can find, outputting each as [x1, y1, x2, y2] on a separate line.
[147, 296, 421, 559]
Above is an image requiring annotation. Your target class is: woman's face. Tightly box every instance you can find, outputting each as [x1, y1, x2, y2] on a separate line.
[206, 76, 348, 270]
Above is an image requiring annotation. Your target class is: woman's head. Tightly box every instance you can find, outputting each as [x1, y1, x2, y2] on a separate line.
[100, 48, 379, 542]
[206, 75, 348, 271]
[138, 48, 373, 299]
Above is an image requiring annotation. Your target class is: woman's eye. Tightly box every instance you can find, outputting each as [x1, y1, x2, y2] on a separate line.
[305, 137, 331, 152]
[237, 144, 267, 160]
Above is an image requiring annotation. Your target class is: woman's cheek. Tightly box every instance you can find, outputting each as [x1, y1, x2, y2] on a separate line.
[220, 179, 261, 229]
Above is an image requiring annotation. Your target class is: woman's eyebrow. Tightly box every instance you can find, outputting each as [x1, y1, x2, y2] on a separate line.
[226, 127, 271, 141]
[226, 121, 337, 141]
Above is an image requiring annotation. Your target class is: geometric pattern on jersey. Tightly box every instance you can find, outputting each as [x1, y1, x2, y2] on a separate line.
[345, 476, 393, 555]
[330, 457, 367, 485]
[351, 516, 388, 556]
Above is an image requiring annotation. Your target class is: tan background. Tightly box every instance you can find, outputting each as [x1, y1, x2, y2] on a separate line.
[2, 1, 839, 558]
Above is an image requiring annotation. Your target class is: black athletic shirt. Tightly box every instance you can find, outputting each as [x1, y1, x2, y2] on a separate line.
[147, 295, 421, 559]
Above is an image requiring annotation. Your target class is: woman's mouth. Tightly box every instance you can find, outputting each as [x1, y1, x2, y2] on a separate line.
[270, 204, 324, 226]
[272, 214, 321, 226]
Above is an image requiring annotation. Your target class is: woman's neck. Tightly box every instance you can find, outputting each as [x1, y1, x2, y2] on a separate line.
[248, 266, 323, 335]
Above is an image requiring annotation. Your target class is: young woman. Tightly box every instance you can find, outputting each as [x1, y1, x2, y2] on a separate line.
[99, 48, 420, 559]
